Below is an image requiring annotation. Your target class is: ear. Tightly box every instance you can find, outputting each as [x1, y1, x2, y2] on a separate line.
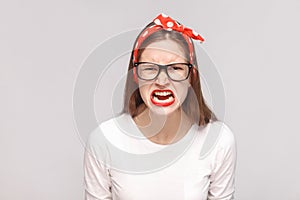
[189, 66, 198, 86]
[192, 66, 199, 79]
[133, 67, 138, 84]
[193, 67, 197, 76]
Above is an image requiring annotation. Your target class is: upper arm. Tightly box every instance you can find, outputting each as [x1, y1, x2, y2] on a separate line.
[207, 124, 237, 200]
[84, 127, 112, 200]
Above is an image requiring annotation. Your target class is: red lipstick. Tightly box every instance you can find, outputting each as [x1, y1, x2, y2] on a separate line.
[150, 89, 175, 107]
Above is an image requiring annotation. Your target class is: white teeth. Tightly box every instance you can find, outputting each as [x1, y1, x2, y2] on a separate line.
[154, 91, 172, 96]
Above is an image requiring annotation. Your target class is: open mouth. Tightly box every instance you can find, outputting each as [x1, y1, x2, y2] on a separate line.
[150, 89, 175, 106]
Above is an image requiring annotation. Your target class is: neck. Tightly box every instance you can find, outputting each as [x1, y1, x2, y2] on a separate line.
[133, 108, 193, 144]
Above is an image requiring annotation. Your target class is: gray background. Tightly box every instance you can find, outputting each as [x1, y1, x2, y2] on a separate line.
[1, 0, 300, 199]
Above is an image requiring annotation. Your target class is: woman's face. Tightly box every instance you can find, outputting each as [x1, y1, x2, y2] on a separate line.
[137, 39, 191, 116]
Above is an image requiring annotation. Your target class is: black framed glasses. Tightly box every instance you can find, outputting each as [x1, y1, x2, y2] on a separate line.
[134, 62, 193, 81]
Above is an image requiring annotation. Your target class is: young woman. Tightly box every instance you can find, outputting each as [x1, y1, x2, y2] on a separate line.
[84, 14, 237, 200]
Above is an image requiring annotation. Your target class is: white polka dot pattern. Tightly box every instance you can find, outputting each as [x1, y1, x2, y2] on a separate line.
[167, 21, 174, 28]
[192, 30, 199, 36]
[161, 13, 168, 18]
[142, 31, 148, 37]
[154, 19, 161, 25]
[133, 13, 205, 64]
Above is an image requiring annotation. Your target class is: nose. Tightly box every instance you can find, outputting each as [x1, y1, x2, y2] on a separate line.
[155, 69, 170, 85]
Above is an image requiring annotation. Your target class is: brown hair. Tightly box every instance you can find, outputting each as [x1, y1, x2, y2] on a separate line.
[122, 22, 217, 126]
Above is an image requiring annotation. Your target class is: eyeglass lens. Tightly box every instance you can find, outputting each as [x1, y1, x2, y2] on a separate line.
[137, 63, 190, 81]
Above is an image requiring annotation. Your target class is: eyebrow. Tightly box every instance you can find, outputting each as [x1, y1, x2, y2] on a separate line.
[140, 54, 187, 63]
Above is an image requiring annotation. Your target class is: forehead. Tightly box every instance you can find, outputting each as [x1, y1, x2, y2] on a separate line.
[139, 40, 187, 63]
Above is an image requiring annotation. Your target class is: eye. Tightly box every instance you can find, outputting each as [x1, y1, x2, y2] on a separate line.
[140, 63, 158, 71]
[173, 66, 184, 70]
[144, 67, 157, 71]
[169, 64, 186, 71]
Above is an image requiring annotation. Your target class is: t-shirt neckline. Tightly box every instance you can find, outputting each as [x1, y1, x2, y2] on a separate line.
[119, 113, 198, 148]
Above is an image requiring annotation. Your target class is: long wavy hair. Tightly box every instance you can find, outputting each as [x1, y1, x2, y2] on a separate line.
[122, 22, 217, 126]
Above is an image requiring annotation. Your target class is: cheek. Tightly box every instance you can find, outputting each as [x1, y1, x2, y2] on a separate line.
[175, 83, 190, 101]
[181, 88, 189, 102]
[138, 83, 150, 102]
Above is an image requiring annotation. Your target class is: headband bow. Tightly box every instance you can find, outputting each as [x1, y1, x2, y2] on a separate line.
[153, 13, 204, 42]
[133, 13, 204, 63]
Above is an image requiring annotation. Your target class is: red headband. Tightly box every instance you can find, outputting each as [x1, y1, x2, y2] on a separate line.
[133, 13, 205, 64]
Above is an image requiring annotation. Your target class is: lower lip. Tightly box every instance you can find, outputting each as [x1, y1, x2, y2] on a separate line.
[150, 95, 175, 107]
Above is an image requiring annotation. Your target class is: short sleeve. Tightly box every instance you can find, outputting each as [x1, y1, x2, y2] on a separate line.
[207, 124, 237, 200]
[83, 127, 112, 200]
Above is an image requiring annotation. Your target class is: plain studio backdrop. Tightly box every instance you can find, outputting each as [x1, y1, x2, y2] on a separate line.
[1, 0, 300, 199]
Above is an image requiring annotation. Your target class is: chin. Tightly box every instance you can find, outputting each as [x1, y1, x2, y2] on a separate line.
[148, 101, 181, 116]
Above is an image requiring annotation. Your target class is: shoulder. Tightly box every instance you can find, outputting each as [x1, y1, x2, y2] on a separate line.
[86, 114, 122, 146]
[213, 121, 236, 149]
[86, 113, 133, 148]
[198, 121, 236, 158]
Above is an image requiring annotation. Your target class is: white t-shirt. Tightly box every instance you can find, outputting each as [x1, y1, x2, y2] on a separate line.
[84, 113, 237, 200]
